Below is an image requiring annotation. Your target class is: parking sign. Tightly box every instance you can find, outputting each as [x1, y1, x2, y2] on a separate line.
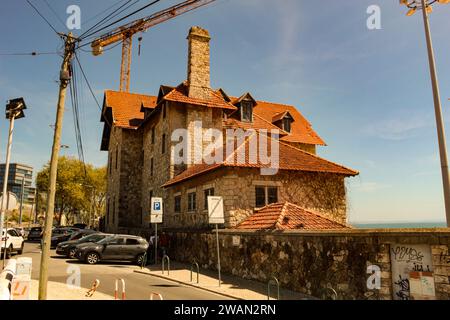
[150, 197, 163, 223]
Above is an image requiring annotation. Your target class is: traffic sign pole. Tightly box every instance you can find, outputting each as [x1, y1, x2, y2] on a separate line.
[215, 223, 221, 287]
[154, 223, 158, 265]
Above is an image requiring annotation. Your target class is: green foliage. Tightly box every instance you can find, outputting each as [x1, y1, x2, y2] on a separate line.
[36, 156, 107, 225]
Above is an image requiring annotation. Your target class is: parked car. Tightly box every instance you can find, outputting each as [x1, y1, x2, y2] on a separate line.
[1, 228, 25, 258]
[74, 234, 148, 265]
[56, 232, 111, 258]
[27, 226, 43, 241]
[50, 228, 80, 248]
[14, 227, 26, 238]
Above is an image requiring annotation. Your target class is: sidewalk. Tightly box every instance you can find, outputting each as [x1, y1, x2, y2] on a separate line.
[29, 280, 114, 300]
[135, 261, 313, 300]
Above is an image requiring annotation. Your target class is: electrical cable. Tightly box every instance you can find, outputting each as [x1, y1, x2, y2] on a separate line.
[80, 0, 138, 39]
[80, 0, 162, 40]
[26, 0, 60, 35]
[43, 0, 67, 29]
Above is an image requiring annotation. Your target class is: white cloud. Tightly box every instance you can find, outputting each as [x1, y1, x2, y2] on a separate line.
[350, 181, 391, 193]
[365, 110, 433, 140]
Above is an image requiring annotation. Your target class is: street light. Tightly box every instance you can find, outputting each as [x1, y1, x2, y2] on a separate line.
[399, 0, 450, 227]
[0, 97, 27, 264]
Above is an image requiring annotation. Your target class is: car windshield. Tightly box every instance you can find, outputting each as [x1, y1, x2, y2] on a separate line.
[31, 227, 41, 232]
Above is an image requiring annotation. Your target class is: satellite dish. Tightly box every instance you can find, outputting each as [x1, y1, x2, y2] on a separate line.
[0, 192, 18, 211]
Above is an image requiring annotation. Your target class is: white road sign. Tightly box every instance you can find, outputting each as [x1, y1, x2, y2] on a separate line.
[208, 196, 224, 224]
[150, 197, 163, 224]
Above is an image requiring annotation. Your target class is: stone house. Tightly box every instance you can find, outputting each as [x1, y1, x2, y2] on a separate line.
[100, 26, 358, 234]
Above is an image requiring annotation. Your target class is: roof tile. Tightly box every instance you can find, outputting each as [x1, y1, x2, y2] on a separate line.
[236, 202, 350, 230]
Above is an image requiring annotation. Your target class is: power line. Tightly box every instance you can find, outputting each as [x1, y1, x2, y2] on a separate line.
[0, 51, 58, 56]
[43, 0, 67, 30]
[80, 0, 162, 41]
[80, 0, 138, 39]
[74, 53, 120, 147]
[26, 0, 60, 35]
[84, 0, 130, 25]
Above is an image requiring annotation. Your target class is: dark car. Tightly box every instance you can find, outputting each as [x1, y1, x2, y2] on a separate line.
[56, 232, 111, 258]
[74, 234, 148, 265]
[72, 223, 87, 229]
[27, 227, 43, 241]
[50, 227, 80, 248]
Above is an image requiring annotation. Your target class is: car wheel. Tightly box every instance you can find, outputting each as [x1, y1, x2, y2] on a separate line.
[136, 253, 146, 266]
[69, 248, 77, 259]
[17, 242, 24, 255]
[6, 245, 13, 259]
[85, 252, 99, 265]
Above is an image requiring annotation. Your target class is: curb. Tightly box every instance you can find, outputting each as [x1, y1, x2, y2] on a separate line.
[134, 269, 244, 300]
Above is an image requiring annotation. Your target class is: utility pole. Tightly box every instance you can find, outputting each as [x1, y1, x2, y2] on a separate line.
[38, 33, 77, 300]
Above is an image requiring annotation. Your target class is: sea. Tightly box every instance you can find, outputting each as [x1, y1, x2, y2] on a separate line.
[351, 222, 447, 229]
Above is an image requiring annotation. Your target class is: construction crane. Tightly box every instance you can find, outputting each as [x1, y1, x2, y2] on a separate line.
[91, 0, 216, 92]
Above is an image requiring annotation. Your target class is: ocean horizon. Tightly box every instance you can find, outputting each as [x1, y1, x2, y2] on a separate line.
[351, 222, 447, 229]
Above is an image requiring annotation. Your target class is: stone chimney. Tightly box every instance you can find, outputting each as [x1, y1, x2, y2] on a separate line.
[187, 26, 211, 100]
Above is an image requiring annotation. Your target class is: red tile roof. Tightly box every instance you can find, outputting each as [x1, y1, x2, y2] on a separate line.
[162, 82, 237, 110]
[236, 202, 350, 230]
[162, 132, 358, 187]
[223, 113, 288, 134]
[104, 90, 157, 129]
[253, 101, 326, 146]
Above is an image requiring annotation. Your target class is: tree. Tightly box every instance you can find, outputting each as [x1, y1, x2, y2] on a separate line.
[36, 156, 107, 227]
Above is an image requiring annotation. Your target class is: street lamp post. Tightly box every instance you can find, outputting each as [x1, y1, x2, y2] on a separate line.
[400, 0, 450, 227]
[0, 98, 27, 265]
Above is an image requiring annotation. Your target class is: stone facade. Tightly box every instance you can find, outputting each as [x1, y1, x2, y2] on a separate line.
[165, 228, 450, 300]
[166, 168, 347, 229]
[187, 26, 211, 100]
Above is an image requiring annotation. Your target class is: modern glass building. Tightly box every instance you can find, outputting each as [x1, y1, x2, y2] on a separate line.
[0, 163, 35, 205]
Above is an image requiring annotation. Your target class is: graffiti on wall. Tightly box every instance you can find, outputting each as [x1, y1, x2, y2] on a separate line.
[390, 244, 434, 300]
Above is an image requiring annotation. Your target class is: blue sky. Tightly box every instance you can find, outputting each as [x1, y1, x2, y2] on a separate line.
[1, 0, 450, 223]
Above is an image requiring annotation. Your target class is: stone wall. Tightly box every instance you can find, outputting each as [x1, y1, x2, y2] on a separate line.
[165, 228, 450, 300]
[165, 167, 348, 228]
[105, 126, 122, 232]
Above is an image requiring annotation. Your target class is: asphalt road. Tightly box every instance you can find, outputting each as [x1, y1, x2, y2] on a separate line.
[9, 242, 231, 300]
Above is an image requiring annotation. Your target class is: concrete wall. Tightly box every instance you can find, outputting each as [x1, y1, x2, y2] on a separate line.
[165, 228, 450, 300]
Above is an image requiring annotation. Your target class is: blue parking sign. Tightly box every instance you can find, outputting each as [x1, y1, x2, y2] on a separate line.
[154, 202, 161, 211]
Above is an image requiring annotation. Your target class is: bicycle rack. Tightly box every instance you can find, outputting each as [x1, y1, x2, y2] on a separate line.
[114, 278, 126, 300]
[141, 252, 148, 270]
[85, 279, 100, 297]
[267, 276, 280, 300]
[321, 286, 338, 300]
[150, 292, 164, 300]
[162, 255, 170, 276]
[190, 261, 200, 284]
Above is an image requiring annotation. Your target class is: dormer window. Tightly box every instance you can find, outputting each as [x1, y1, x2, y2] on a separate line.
[282, 117, 292, 133]
[272, 111, 294, 133]
[241, 100, 253, 122]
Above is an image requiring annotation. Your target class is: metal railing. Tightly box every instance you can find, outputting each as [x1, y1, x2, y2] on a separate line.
[150, 292, 164, 300]
[190, 261, 199, 284]
[267, 276, 280, 300]
[114, 278, 126, 300]
[141, 252, 148, 269]
[162, 255, 170, 276]
[321, 286, 338, 300]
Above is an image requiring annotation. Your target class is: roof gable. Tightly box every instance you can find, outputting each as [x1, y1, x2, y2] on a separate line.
[236, 202, 350, 230]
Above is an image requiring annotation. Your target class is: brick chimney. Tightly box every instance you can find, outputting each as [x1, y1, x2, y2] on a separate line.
[187, 26, 211, 100]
